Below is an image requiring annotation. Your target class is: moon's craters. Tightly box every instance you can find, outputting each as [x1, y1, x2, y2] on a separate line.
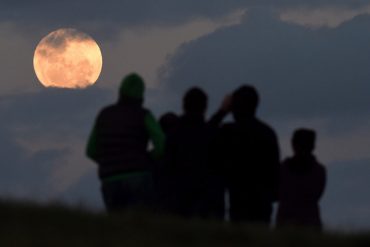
[33, 28, 102, 89]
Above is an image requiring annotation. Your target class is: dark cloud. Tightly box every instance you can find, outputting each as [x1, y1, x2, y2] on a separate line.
[160, 11, 370, 121]
[41, 28, 91, 50]
[0, 125, 64, 200]
[1, 1, 369, 39]
[0, 86, 113, 135]
[35, 28, 94, 60]
[0, 86, 113, 202]
[0, 1, 246, 36]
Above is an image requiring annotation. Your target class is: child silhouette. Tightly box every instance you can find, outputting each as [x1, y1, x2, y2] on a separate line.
[276, 129, 327, 230]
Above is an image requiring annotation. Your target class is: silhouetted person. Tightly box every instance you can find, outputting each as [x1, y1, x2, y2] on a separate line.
[164, 87, 229, 219]
[276, 129, 326, 230]
[214, 85, 280, 224]
[155, 112, 180, 211]
[159, 112, 180, 135]
[86, 73, 165, 212]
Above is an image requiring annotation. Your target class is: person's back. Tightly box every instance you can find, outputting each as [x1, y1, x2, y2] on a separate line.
[86, 73, 165, 212]
[165, 87, 225, 218]
[215, 85, 280, 223]
[277, 129, 326, 230]
[221, 118, 279, 198]
[168, 114, 213, 187]
[155, 112, 180, 211]
[95, 102, 151, 177]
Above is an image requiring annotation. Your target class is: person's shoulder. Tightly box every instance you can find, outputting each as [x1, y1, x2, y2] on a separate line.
[309, 159, 327, 183]
[121, 104, 148, 117]
[255, 118, 275, 131]
[314, 159, 327, 173]
[220, 121, 236, 129]
[281, 157, 294, 168]
[282, 157, 293, 164]
[255, 118, 277, 138]
[141, 108, 154, 119]
[142, 107, 151, 114]
[280, 157, 293, 174]
[218, 122, 236, 133]
[98, 104, 117, 116]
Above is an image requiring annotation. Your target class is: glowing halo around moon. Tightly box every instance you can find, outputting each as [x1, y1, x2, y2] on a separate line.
[33, 28, 102, 89]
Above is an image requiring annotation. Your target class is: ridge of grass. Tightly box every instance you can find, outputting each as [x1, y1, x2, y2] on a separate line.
[0, 199, 367, 247]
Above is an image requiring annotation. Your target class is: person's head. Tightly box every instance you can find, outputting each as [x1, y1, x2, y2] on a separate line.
[183, 87, 208, 117]
[159, 112, 179, 134]
[231, 85, 259, 121]
[292, 128, 316, 156]
[119, 73, 145, 104]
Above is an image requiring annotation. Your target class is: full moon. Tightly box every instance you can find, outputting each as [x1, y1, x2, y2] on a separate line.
[33, 28, 102, 88]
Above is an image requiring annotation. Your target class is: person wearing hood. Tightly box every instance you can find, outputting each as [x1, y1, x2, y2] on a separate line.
[276, 129, 327, 230]
[86, 73, 165, 212]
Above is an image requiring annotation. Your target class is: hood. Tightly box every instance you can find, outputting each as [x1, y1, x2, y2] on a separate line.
[119, 73, 145, 100]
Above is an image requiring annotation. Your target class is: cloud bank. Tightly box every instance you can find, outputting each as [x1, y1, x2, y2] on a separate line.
[161, 11, 370, 121]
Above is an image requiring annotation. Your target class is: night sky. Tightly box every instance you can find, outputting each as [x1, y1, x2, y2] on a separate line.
[1, 1, 370, 230]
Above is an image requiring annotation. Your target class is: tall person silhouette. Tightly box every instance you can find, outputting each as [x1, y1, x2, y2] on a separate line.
[164, 87, 229, 219]
[214, 85, 280, 224]
[276, 129, 326, 230]
[86, 73, 165, 212]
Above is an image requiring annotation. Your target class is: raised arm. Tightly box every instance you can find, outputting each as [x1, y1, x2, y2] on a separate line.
[208, 94, 232, 127]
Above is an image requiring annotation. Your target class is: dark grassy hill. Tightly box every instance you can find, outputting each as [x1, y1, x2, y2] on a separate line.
[0, 200, 368, 247]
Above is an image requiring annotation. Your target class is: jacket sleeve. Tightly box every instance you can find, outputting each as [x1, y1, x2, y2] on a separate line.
[86, 123, 98, 161]
[144, 111, 165, 160]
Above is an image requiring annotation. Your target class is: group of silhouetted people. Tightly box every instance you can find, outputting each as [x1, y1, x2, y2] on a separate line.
[86, 73, 327, 230]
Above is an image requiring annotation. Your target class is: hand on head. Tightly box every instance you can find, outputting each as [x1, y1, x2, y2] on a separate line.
[220, 94, 233, 113]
